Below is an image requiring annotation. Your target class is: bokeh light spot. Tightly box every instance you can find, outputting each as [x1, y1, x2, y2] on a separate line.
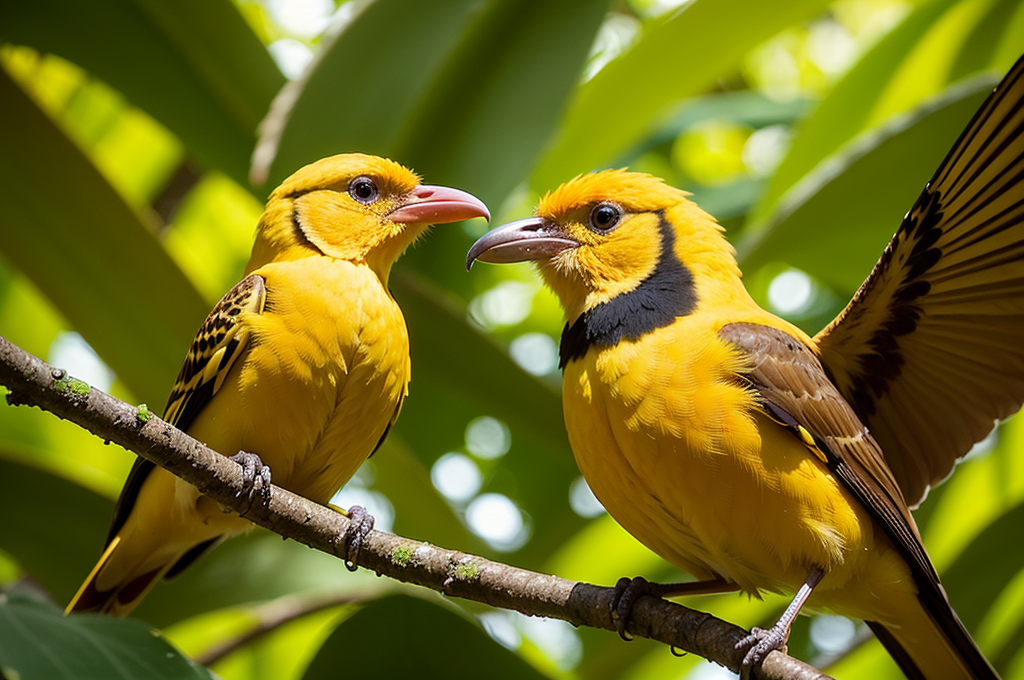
[767, 269, 814, 316]
[465, 416, 511, 460]
[465, 493, 528, 551]
[521, 617, 583, 671]
[569, 476, 606, 518]
[431, 452, 482, 503]
[479, 611, 522, 650]
[48, 332, 115, 392]
[509, 333, 559, 376]
[809, 615, 857, 654]
[268, 39, 313, 79]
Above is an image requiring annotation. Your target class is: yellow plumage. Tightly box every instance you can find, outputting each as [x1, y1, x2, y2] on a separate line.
[68, 153, 488, 616]
[468, 55, 1024, 679]
[554, 194, 894, 606]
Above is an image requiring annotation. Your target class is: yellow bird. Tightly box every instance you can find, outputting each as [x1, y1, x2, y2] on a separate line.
[467, 58, 1024, 678]
[68, 153, 489, 617]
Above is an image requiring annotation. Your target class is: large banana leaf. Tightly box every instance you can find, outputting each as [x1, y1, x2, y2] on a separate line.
[0, 68, 208, 407]
[0, 0, 283, 191]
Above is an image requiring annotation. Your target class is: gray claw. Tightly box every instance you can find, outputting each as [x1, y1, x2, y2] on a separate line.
[736, 626, 788, 680]
[341, 505, 375, 572]
[229, 451, 272, 513]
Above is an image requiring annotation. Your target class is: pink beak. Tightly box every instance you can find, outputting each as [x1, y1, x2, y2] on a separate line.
[388, 184, 490, 225]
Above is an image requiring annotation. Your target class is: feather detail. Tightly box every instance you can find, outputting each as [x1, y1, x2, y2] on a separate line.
[815, 55, 1024, 507]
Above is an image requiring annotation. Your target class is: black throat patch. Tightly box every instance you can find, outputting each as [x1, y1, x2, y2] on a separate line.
[558, 211, 698, 368]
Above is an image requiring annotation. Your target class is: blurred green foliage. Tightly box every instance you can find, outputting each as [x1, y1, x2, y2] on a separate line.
[0, 0, 1021, 678]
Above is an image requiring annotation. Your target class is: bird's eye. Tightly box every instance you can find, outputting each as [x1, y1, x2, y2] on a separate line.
[589, 202, 622, 233]
[349, 176, 380, 204]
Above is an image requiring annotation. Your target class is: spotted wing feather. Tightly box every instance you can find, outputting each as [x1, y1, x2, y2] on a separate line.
[105, 274, 266, 545]
[815, 55, 1024, 506]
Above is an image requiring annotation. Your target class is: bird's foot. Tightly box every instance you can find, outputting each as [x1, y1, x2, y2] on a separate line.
[338, 504, 375, 572]
[610, 576, 738, 642]
[229, 451, 272, 514]
[610, 576, 657, 641]
[735, 624, 788, 680]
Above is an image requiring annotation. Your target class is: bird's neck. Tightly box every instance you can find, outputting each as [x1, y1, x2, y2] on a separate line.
[558, 208, 754, 367]
[245, 203, 423, 286]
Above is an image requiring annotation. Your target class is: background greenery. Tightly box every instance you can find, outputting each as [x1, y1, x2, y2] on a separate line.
[0, 0, 1021, 678]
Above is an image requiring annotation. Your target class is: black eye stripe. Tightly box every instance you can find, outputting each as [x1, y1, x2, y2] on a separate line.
[349, 176, 380, 204]
[589, 202, 622, 233]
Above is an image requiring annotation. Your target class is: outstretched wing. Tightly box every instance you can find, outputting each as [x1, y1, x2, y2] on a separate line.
[105, 274, 266, 544]
[815, 55, 1024, 506]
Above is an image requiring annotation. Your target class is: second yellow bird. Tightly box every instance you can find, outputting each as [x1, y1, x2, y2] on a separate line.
[69, 153, 489, 616]
[468, 58, 1024, 678]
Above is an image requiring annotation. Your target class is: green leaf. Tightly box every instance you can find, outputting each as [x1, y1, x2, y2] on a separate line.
[0, 0, 283, 189]
[256, 0, 608, 208]
[301, 593, 551, 680]
[747, 0, 964, 227]
[0, 456, 111, 605]
[0, 68, 209, 406]
[531, 0, 834, 191]
[942, 502, 1024, 635]
[737, 77, 994, 293]
[621, 90, 813, 162]
[0, 587, 215, 680]
[750, 0, 1021, 228]
[949, 0, 1024, 81]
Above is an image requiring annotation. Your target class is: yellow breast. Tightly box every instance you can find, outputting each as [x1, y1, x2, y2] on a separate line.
[562, 311, 914, 621]
[186, 255, 410, 505]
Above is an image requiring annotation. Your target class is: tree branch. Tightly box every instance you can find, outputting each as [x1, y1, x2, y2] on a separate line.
[0, 334, 831, 680]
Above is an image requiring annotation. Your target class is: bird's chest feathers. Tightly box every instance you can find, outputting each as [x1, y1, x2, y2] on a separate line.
[238, 258, 410, 495]
[562, 318, 869, 591]
[564, 320, 756, 454]
[561, 320, 772, 580]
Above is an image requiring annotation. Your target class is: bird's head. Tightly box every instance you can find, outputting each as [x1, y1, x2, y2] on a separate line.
[466, 170, 739, 323]
[249, 153, 489, 278]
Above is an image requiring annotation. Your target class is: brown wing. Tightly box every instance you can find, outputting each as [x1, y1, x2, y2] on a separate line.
[720, 321, 996, 678]
[106, 274, 266, 544]
[719, 322, 936, 585]
[815, 55, 1024, 507]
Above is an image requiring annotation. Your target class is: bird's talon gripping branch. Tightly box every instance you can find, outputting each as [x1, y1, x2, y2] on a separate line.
[229, 451, 272, 514]
[609, 575, 739, 643]
[736, 568, 822, 679]
[610, 576, 654, 641]
[340, 504, 375, 571]
[736, 625, 787, 680]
